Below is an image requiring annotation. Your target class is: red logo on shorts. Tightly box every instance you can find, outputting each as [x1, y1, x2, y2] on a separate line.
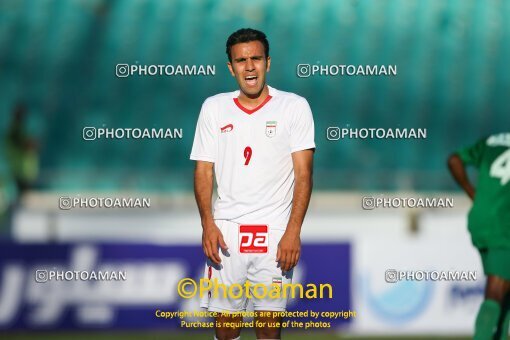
[239, 225, 268, 253]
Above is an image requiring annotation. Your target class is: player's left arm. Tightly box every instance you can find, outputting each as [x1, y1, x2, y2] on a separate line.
[277, 149, 314, 272]
[447, 138, 486, 201]
[447, 153, 476, 200]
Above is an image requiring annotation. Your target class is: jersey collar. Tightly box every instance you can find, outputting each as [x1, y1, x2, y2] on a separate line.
[233, 86, 275, 115]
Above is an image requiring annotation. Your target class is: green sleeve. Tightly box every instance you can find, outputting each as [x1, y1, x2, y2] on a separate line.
[457, 138, 486, 168]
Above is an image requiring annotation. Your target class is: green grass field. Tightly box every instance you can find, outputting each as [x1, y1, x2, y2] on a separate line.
[0, 332, 472, 340]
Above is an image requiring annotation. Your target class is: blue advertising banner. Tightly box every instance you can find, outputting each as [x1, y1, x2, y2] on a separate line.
[0, 242, 350, 330]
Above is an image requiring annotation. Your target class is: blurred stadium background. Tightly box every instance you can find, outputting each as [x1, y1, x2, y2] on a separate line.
[0, 0, 509, 339]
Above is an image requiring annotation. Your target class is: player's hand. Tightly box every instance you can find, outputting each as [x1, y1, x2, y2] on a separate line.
[276, 231, 301, 272]
[202, 222, 228, 265]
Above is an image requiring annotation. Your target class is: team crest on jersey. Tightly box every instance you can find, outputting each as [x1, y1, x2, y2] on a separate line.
[266, 121, 277, 138]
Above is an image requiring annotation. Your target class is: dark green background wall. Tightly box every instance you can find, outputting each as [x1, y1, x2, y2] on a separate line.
[0, 0, 508, 192]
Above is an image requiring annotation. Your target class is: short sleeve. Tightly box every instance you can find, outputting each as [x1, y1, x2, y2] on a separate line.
[290, 98, 315, 153]
[190, 100, 217, 162]
[457, 138, 487, 168]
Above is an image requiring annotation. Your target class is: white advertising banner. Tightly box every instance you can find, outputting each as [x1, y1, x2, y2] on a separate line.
[351, 232, 484, 335]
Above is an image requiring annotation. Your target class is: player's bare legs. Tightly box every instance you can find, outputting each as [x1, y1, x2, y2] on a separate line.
[254, 313, 282, 339]
[486, 275, 510, 303]
[214, 314, 242, 340]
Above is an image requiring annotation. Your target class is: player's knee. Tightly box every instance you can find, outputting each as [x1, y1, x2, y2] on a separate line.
[255, 326, 281, 339]
[215, 329, 241, 340]
[485, 277, 508, 303]
[485, 287, 505, 303]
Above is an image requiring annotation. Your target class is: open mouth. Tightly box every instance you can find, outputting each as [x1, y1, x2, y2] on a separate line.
[245, 75, 258, 86]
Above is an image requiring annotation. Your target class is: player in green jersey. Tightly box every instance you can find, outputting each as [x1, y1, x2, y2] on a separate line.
[448, 132, 510, 339]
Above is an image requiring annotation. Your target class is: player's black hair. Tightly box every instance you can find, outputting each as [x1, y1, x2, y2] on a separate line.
[226, 28, 269, 63]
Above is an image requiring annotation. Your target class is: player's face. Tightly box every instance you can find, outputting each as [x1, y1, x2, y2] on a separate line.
[228, 41, 270, 98]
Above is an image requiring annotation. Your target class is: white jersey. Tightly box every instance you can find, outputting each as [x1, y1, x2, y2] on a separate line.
[190, 86, 315, 229]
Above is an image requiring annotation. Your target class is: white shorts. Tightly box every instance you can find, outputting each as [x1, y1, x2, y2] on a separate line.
[200, 220, 293, 312]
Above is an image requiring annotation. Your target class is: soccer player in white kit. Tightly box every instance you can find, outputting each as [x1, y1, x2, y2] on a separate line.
[190, 28, 315, 340]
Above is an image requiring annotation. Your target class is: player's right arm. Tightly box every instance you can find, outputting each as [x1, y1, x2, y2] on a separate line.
[194, 161, 228, 264]
[447, 153, 476, 200]
[191, 98, 228, 264]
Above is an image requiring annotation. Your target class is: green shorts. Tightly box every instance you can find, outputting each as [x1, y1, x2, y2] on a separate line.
[478, 248, 510, 280]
